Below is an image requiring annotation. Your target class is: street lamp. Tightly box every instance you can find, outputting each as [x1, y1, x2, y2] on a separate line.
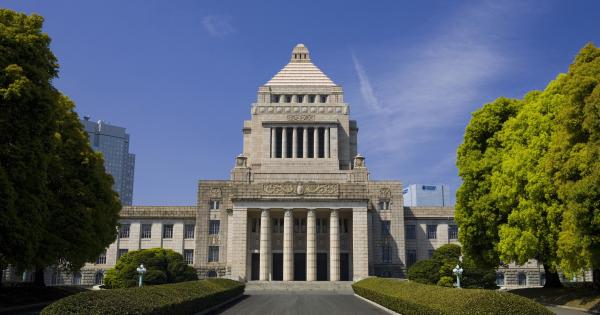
[452, 264, 464, 289]
[136, 264, 146, 287]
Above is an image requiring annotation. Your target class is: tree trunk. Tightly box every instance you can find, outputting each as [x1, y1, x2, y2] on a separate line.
[543, 264, 562, 288]
[593, 268, 600, 290]
[33, 267, 46, 287]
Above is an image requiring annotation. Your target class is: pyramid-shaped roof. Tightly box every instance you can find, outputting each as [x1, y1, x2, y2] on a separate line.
[265, 44, 336, 86]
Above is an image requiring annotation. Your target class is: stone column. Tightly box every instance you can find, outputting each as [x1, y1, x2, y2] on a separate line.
[279, 95, 285, 103]
[303, 94, 309, 103]
[303, 127, 308, 158]
[352, 207, 369, 281]
[230, 208, 248, 281]
[283, 208, 294, 281]
[306, 208, 317, 281]
[271, 128, 276, 158]
[313, 127, 319, 159]
[282, 127, 288, 159]
[260, 209, 271, 281]
[324, 128, 330, 159]
[329, 209, 340, 281]
[292, 127, 298, 158]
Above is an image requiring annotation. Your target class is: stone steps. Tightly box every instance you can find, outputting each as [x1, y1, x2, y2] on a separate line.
[244, 281, 354, 294]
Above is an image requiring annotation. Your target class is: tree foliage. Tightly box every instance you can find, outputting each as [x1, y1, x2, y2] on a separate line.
[0, 9, 121, 281]
[456, 43, 600, 288]
[104, 248, 198, 288]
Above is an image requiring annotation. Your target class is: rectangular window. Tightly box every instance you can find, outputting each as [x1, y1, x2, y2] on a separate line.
[378, 201, 390, 210]
[119, 224, 130, 238]
[422, 185, 437, 190]
[209, 200, 220, 210]
[381, 221, 391, 236]
[339, 218, 349, 233]
[184, 249, 194, 265]
[382, 245, 392, 263]
[208, 246, 219, 262]
[427, 224, 437, 239]
[272, 218, 283, 233]
[252, 218, 260, 233]
[95, 250, 107, 264]
[141, 224, 152, 239]
[294, 218, 306, 233]
[405, 225, 416, 240]
[184, 224, 195, 239]
[406, 249, 417, 267]
[209, 220, 220, 235]
[117, 249, 128, 259]
[317, 218, 328, 234]
[448, 225, 458, 240]
[163, 224, 173, 239]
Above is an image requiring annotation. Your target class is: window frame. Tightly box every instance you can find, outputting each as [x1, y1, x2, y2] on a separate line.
[184, 224, 195, 239]
[209, 220, 220, 235]
[427, 224, 437, 239]
[162, 224, 174, 239]
[141, 224, 152, 239]
[208, 246, 219, 262]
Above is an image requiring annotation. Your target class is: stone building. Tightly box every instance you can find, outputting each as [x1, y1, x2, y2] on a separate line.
[2, 44, 548, 287]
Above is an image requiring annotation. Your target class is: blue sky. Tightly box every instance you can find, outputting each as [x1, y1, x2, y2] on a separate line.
[2, 1, 600, 205]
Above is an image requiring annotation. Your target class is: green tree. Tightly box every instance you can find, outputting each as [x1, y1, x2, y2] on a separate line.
[0, 9, 121, 285]
[455, 97, 521, 268]
[104, 248, 198, 288]
[548, 43, 600, 289]
[407, 259, 439, 285]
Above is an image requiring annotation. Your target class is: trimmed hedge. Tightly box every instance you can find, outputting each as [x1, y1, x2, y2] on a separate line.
[352, 278, 552, 315]
[41, 279, 244, 315]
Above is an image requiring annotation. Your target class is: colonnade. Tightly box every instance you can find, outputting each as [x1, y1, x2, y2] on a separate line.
[270, 127, 330, 159]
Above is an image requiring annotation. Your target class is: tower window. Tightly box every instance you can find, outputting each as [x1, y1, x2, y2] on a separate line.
[285, 95, 292, 103]
[320, 95, 327, 103]
[309, 95, 316, 103]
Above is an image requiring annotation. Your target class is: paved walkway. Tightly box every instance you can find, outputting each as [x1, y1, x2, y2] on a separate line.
[210, 292, 390, 315]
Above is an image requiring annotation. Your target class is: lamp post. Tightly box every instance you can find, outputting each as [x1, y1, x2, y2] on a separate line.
[136, 264, 146, 287]
[452, 264, 463, 288]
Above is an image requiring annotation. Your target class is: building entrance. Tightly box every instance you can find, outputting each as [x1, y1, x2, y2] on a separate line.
[251, 253, 259, 280]
[317, 253, 328, 281]
[294, 253, 306, 281]
[272, 253, 283, 281]
[340, 253, 350, 281]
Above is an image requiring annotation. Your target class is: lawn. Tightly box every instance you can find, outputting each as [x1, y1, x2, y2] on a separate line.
[510, 285, 600, 313]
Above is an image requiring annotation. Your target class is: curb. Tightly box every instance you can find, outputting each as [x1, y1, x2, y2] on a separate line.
[195, 293, 244, 315]
[541, 302, 598, 314]
[353, 293, 401, 315]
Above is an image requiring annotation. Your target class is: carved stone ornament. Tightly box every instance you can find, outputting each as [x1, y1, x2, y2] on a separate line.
[286, 114, 315, 121]
[354, 154, 365, 168]
[209, 188, 222, 198]
[379, 187, 392, 199]
[263, 182, 339, 196]
[235, 154, 247, 167]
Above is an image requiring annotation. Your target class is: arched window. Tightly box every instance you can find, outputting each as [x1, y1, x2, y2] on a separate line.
[94, 272, 104, 285]
[206, 270, 218, 278]
[496, 272, 505, 286]
[72, 272, 82, 285]
[540, 273, 546, 286]
[517, 272, 527, 286]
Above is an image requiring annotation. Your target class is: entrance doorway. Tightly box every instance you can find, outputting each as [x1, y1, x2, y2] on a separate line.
[251, 253, 259, 280]
[340, 253, 350, 281]
[317, 253, 328, 281]
[272, 253, 283, 281]
[294, 253, 306, 281]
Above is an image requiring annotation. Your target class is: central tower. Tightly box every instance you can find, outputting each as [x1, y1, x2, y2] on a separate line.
[234, 44, 361, 183]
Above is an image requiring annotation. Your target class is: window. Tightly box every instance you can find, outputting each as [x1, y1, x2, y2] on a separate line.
[209, 220, 220, 235]
[184, 224, 195, 239]
[209, 200, 220, 209]
[427, 224, 437, 239]
[320, 95, 327, 103]
[72, 272, 82, 285]
[207, 270, 218, 278]
[119, 224, 130, 238]
[378, 201, 390, 210]
[251, 218, 260, 233]
[428, 250, 434, 259]
[95, 250, 107, 264]
[540, 273, 546, 286]
[285, 95, 292, 103]
[402, 188, 408, 194]
[163, 224, 173, 239]
[339, 218, 349, 233]
[272, 218, 283, 233]
[422, 185, 437, 190]
[448, 225, 458, 240]
[382, 245, 392, 263]
[405, 225, 416, 239]
[309, 95, 316, 103]
[294, 218, 306, 233]
[117, 249, 128, 259]
[317, 218, 328, 233]
[184, 249, 194, 265]
[141, 224, 152, 239]
[94, 272, 104, 285]
[406, 249, 417, 267]
[297, 95, 304, 103]
[496, 272, 505, 286]
[208, 246, 219, 262]
[381, 221, 391, 236]
[518, 272, 527, 286]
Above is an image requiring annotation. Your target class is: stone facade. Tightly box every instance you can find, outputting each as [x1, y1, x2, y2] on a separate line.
[5, 44, 553, 287]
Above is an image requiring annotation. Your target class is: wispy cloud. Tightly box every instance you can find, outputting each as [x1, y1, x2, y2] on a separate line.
[352, 52, 381, 111]
[351, 2, 532, 193]
[202, 15, 235, 37]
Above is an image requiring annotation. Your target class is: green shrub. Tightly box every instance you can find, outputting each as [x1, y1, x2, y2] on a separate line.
[437, 276, 454, 287]
[41, 278, 244, 315]
[353, 277, 552, 315]
[103, 248, 197, 288]
[407, 259, 439, 284]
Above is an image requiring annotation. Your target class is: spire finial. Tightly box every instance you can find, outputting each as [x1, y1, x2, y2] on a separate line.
[291, 43, 310, 63]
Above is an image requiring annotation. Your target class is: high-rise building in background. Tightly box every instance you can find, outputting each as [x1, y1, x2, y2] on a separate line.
[81, 117, 135, 205]
[402, 184, 451, 207]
